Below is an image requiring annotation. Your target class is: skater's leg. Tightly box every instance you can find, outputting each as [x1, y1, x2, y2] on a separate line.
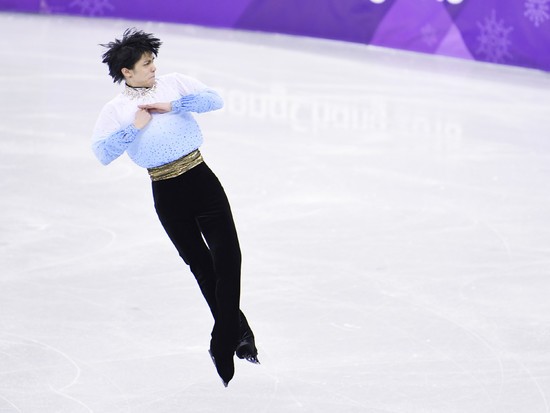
[158, 216, 219, 318]
[191, 166, 242, 383]
[151, 170, 219, 318]
[196, 194, 241, 354]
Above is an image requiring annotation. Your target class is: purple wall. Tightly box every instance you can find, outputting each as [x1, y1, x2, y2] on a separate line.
[1, 0, 549, 72]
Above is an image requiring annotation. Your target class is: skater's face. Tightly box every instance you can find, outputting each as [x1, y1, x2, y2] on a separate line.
[122, 52, 156, 88]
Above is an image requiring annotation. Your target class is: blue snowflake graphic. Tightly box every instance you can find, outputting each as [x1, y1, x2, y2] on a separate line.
[524, 0, 550, 27]
[420, 24, 438, 47]
[476, 10, 514, 63]
[69, 0, 115, 16]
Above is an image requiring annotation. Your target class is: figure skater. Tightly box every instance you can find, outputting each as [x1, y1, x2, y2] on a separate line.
[91, 28, 259, 387]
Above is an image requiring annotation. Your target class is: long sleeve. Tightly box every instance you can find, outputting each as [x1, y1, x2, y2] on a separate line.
[171, 89, 224, 114]
[91, 73, 220, 169]
[92, 123, 140, 165]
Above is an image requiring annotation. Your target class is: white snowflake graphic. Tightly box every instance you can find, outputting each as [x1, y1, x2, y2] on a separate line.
[476, 9, 514, 63]
[70, 0, 115, 16]
[524, 0, 550, 27]
[420, 24, 438, 47]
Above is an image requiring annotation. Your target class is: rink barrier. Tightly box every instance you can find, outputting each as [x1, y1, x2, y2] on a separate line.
[2, 0, 549, 72]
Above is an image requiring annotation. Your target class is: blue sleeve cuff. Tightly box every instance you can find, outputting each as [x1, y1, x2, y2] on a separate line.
[92, 124, 139, 165]
[171, 89, 223, 114]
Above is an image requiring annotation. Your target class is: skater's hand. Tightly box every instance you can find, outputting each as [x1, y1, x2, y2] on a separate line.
[138, 102, 172, 114]
[133, 108, 152, 129]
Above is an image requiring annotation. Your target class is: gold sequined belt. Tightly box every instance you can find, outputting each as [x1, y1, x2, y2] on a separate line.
[147, 150, 204, 181]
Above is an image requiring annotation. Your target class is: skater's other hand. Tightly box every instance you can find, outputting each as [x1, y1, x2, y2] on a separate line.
[138, 102, 172, 114]
[134, 108, 152, 129]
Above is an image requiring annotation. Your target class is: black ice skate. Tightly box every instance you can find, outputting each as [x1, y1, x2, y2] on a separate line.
[236, 312, 260, 364]
[208, 349, 234, 387]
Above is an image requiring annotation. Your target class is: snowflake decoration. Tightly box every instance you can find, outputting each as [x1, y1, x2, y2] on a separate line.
[476, 9, 514, 63]
[39, 0, 51, 13]
[524, 0, 550, 27]
[420, 24, 438, 47]
[70, 0, 115, 16]
[39, 0, 66, 13]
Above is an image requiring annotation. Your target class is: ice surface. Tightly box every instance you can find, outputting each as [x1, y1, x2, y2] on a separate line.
[1, 11, 550, 413]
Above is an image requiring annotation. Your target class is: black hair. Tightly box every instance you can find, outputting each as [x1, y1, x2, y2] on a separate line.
[100, 28, 162, 83]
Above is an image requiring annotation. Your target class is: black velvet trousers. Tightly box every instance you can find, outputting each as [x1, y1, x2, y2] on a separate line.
[152, 162, 241, 356]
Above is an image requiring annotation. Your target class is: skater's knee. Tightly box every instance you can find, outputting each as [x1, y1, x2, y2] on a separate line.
[176, 243, 211, 266]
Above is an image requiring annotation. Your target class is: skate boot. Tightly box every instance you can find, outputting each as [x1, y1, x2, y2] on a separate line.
[208, 348, 234, 387]
[236, 312, 260, 364]
[209, 318, 239, 387]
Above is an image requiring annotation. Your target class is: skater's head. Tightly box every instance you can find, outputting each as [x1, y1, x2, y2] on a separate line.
[100, 28, 162, 85]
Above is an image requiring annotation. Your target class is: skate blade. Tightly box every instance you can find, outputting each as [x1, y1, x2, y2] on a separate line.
[236, 344, 260, 365]
[237, 352, 260, 364]
[246, 355, 260, 364]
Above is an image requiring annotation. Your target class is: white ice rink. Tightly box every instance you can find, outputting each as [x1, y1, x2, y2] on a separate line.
[1, 11, 550, 413]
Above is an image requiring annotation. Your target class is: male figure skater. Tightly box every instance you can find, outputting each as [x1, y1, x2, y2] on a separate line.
[91, 28, 258, 387]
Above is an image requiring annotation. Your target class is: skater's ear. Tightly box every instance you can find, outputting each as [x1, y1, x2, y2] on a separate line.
[121, 67, 133, 79]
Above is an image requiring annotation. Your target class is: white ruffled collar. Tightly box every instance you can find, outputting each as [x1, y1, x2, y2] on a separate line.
[123, 81, 158, 100]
